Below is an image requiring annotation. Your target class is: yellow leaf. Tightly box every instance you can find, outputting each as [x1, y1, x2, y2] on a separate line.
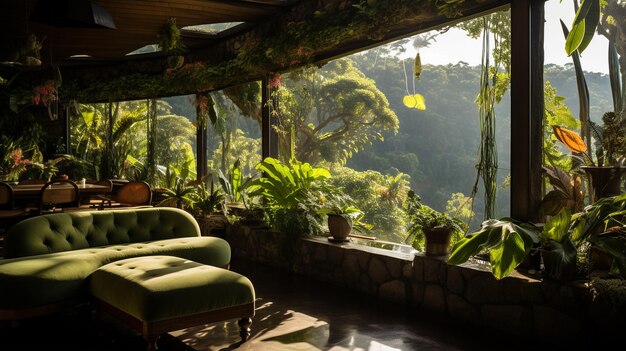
[403, 94, 426, 110]
[414, 52, 422, 80]
[553, 126, 587, 153]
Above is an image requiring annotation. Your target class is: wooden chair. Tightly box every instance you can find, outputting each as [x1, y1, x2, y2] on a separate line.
[98, 181, 152, 209]
[0, 182, 32, 252]
[38, 180, 80, 215]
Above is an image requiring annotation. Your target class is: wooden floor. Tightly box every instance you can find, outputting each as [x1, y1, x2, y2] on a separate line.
[0, 258, 557, 351]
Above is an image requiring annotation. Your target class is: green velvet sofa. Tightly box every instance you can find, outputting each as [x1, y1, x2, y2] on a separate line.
[0, 207, 231, 320]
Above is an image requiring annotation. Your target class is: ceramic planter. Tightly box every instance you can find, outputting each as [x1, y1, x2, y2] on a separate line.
[423, 227, 453, 256]
[328, 214, 352, 241]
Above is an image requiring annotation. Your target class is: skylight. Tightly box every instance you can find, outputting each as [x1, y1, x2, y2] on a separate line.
[182, 22, 243, 34]
[126, 44, 160, 56]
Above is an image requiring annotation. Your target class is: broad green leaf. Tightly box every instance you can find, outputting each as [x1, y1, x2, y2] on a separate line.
[573, 0, 595, 25]
[489, 231, 527, 280]
[447, 229, 492, 265]
[543, 208, 571, 242]
[576, 0, 600, 54]
[565, 20, 585, 56]
[82, 110, 95, 126]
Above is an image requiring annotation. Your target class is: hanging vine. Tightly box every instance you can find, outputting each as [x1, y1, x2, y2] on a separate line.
[470, 16, 500, 220]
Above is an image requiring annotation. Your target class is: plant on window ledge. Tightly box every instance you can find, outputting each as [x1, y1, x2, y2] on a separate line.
[248, 157, 331, 237]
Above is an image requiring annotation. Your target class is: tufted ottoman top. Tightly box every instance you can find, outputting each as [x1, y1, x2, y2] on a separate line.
[90, 256, 255, 322]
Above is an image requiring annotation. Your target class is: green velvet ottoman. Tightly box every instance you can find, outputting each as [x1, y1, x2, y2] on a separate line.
[89, 255, 255, 350]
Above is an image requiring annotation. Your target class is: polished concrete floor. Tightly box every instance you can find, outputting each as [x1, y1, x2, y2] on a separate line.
[0, 258, 548, 351]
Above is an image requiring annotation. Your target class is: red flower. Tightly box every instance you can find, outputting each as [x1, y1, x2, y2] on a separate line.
[268, 73, 281, 88]
[11, 149, 22, 166]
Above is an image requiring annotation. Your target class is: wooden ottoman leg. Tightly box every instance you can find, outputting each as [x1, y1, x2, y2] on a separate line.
[238, 317, 252, 341]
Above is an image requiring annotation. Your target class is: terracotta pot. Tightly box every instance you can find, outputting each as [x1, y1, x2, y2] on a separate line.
[328, 214, 352, 241]
[423, 227, 453, 256]
[582, 166, 625, 202]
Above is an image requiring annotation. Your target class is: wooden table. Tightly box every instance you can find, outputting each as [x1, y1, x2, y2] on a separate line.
[10, 183, 111, 198]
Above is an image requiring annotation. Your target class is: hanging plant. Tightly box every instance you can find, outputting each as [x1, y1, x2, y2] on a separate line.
[402, 52, 426, 110]
[158, 18, 185, 69]
[19, 33, 44, 66]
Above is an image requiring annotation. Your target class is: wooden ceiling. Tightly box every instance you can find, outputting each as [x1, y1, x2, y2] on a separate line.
[0, 0, 297, 64]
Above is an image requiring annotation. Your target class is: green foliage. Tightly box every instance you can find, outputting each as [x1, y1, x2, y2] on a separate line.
[544, 80, 579, 169]
[218, 159, 257, 206]
[565, 0, 601, 55]
[190, 180, 226, 216]
[318, 191, 373, 234]
[157, 176, 195, 209]
[249, 157, 330, 210]
[327, 165, 408, 242]
[589, 111, 626, 167]
[445, 192, 474, 224]
[588, 231, 626, 278]
[248, 157, 331, 236]
[404, 190, 466, 251]
[448, 218, 540, 279]
[158, 18, 184, 55]
[540, 164, 585, 216]
[69, 100, 196, 181]
[540, 208, 579, 279]
[570, 193, 626, 245]
[273, 59, 399, 164]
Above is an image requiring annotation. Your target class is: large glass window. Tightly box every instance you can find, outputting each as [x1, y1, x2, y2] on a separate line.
[274, 11, 512, 243]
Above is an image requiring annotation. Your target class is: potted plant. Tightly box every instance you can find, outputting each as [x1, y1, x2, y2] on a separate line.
[539, 208, 579, 281]
[218, 159, 256, 217]
[404, 191, 465, 256]
[570, 193, 626, 275]
[247, 157, 330, 237]
[319, 189, 372, 242]
[553, 111, 626, 202]
[157, 177, 195, 209]
[190, 180, 228, 236]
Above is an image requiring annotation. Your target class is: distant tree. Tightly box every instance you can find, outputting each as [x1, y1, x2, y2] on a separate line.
[225, 58, 398, 165]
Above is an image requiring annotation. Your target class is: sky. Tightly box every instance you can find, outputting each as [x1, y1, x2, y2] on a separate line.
[402, 0, 609, 74]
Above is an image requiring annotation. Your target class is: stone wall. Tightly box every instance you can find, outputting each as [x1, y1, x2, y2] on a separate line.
[227, 222, 618, 346]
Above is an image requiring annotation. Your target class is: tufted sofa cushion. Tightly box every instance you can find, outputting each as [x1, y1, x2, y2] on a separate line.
[3, 207, 202, 258]
[0, 207, 231, 312]
[0, 237, 231, 309]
